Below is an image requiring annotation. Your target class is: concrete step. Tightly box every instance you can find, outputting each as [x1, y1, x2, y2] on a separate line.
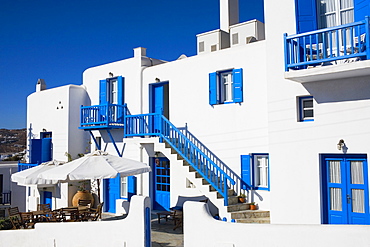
[230, 210, 270, 219]
[227, 203, 250, 212]
[236, 217, 270, 224]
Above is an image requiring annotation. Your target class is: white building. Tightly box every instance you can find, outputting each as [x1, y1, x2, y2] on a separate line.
[24, 0, 370, 225]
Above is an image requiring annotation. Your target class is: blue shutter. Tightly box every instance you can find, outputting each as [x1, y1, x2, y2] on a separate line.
[99, 79, 107, 104]
[41, 138, 52, 162]
[209, 72, 218, 105]
[354, 0, 370, 22]
[30, 139, 42, 164]
[295, 0, 317, 33]
[128, 176, 137, 201]
[241, 155, 252, 190]
[232, 68, 243, 103]
[117, 76, 124, 105]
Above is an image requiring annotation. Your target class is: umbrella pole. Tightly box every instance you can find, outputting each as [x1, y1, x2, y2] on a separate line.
[97, 179, 101, 204]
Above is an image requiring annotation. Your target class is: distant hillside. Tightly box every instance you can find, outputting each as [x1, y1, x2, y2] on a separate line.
[0, 128, 27, 154]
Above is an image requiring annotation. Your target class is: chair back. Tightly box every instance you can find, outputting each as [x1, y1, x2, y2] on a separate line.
[7, 207, 23, 229]
[8, 207, 20, 216]
[38, 204, 52, 212]
[94, 202, 104, 221]
[78, 199, 92, 207]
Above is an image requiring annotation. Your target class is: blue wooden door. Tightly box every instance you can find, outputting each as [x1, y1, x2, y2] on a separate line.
[149, 82, 169, 133]
[104, 176, 120, 213]
[324, 156, 369, 224]
[153, 158, 170, 211]
[43, 191, 52, 208]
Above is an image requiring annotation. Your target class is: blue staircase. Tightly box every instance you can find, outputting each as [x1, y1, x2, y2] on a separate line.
[125, 113, 250, 206]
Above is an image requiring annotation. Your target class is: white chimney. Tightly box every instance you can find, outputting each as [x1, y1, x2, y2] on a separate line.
[36, 79, 46, 92]
[220, 0, 239, 32]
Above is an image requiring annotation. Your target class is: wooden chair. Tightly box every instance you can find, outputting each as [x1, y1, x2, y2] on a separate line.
[83, 202, 103, 221]
[19, 212, 35, 229]
[7, 207, 23, 229]
[78, 199, 92, 207]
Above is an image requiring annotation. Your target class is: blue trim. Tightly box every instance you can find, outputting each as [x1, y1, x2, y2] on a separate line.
[295, 0, 317, 34]
[117, 76, 124, 105]
[127, 176, 137, 201]
[145, 207, 151, 247]
[209, 72, 218, 105]
[233, 68, 243, 103]
[241, 155, 251, 189]
[99, 79, 107, 104]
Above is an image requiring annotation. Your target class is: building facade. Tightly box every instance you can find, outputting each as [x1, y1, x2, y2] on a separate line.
[24, 0, 370, 224]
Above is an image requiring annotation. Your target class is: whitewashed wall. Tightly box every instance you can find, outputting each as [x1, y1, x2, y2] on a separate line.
[184, 201, 370, 247]
[0, 196, 150, 247]
[264, 0, 370, 224]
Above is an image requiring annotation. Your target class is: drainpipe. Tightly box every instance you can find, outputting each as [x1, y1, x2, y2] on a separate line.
[134, 47, 153, 195]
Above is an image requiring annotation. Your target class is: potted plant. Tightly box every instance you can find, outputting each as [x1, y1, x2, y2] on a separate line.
[237, 193, 246, 203]
[249, 202, 257, 210]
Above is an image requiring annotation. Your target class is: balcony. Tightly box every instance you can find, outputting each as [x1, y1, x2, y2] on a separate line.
[80, 103, 129, 130]
[18, 162, 38, 172]
[0, 192, 11, 205]
[284, 17, 370, 83]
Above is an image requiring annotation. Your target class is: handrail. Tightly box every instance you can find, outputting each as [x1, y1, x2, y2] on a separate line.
[178, 125, 250, 195]
[284, 17, 370, 71]
[0, 192, 11, 205]
[125, 113, 237, 206]
[80, 103, 128, 128]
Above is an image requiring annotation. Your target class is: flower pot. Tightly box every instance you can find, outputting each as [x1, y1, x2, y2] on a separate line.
[250, 204, 257, 210]
[238, 197, 246, 203]
[72, 191, 94, 206]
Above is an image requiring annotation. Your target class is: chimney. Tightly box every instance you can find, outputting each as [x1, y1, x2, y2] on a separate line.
[36, 79, 46, 92]
[220, 0, 239, 32]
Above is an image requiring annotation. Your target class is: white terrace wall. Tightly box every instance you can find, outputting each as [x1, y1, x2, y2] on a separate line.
[0, 196, 151, 247]
[265, 0, 370, 224]
[184, 201, 370, 247]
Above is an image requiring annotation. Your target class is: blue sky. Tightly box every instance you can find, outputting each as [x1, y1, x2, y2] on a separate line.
[0, 0, 264, 129]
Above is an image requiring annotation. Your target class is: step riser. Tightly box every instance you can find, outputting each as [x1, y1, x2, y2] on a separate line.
[231, 211, 270, 219]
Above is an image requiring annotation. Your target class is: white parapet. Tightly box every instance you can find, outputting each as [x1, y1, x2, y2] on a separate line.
[184, 201, 370, 247]
[0, 196, 151, 247]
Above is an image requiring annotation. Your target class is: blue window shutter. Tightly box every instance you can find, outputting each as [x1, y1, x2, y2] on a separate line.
[354, 0, 370, 22]
[41, 138, 52, 162]
[232, 68, 243, 103]
[30, 139, 42, 164]
[241, 155, 251, 189]
[99, 79, 107, 104]
[209, 72, 218, 105]
[117, 76, 124, 105]
[128, 176, 137, 201]
[295, 0, 317, 33]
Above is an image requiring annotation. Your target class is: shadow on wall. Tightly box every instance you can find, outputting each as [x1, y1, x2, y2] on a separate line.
[303, 76, 370, 104]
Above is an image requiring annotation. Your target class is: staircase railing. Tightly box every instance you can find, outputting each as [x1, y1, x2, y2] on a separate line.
[178, 125, 250, 196]
[125, 113, 236, 206]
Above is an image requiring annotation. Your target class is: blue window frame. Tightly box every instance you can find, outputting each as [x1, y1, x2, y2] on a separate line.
[99, 76, 124, 105]
[298, 96, 314, 122]
[209, 68, 243, 105]
[241, 153, 270, 191]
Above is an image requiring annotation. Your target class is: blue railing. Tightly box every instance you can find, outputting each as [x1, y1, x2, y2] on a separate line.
[178, 125, 250, 197]
[284, 17, 370, 71]
[18, 162, 38, 172]
[80, 103, 129, 129]
[125, 114, 237, 206]
[0, 192, 11, 205]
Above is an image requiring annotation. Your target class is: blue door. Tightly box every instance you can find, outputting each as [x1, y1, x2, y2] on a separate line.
[153, 157, 170, 211]
[104, 176, 120, 213]
[149, 82, 169, 133]
[322, 154, 369, 224]
[42, 191, 52, 207]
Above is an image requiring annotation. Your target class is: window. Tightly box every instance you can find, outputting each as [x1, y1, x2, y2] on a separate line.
[120, 176, 128, 198]
[298, 96, 314, 122]
[199, 41, 205, 52]
[241, 153, 269, 190]
[99, 76, 124, 105]
[209, 68, 243, 105]
[318, 0, 354, 29]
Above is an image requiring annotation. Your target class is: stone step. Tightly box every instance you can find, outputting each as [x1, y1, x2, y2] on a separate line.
[230, 210, 270, 219]
[227, 203, 250, 212]
[236, 217, 270, 224]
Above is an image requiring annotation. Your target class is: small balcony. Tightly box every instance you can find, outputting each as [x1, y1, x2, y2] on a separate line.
[80, 103, 129, 130]
[284, 17, 370, 82]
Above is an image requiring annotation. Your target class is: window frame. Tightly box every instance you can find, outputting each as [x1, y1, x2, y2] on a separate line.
[120, 176, 128, 198]
[298, 95, 314, 122]
[252, 154, 270, 191]
[209, 68, 243, 105]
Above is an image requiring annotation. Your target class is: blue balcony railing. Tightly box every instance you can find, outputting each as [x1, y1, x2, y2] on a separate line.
[80, 103, 129, 129]
[284, 17, 370, 71]
[125, 113, 245, 206]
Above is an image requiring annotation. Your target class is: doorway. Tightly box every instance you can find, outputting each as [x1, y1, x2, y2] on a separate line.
[152, 157, 170, 211]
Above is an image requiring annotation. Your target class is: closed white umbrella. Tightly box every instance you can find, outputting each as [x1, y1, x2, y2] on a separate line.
[11, 160, 65, 186]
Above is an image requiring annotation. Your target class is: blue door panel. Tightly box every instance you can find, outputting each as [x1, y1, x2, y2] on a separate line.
[153, 158, 170, 211]
[104, 176, 120, 213]
[43, 191, 52, 208]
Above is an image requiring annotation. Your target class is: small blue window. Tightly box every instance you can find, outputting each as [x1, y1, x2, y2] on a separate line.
[298, 96, 314, 122]
[241, 153, 269, 191]
[209, 68, 243, 105]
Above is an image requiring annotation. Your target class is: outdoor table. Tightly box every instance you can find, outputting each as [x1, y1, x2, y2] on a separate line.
[31, 210, 50, 222]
